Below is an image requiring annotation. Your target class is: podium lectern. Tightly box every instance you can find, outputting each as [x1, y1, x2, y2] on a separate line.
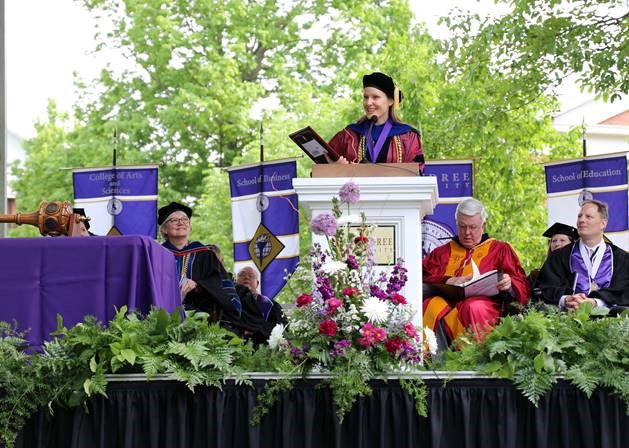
[293, 164, 439, 327]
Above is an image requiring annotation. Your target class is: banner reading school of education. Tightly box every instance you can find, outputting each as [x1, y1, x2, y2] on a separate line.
[73, 165, 159, 237]
[421, 160, 474, 257]
[545, 154, 629, 249]
[228, 159, 299, 300]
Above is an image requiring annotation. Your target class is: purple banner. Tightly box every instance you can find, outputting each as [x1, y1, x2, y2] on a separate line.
[422, 161, 474, 257]
[423, 162, 473, 198]
[228, 160, 299, 300]
[229, 161, 297, 198]
[73, 166, 158, 237]
[545, 156, 627, 194]
[73, 168, 158, 198]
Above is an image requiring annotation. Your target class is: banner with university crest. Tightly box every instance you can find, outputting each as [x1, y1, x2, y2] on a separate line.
[545, 154, 629, 249]
[228, 159, 299, 299]
[421, 160, 475, 257]
[73, 165, 158, 237]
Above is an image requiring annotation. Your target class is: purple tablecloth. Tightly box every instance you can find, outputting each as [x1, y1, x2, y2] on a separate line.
[0, 235, 181, 349]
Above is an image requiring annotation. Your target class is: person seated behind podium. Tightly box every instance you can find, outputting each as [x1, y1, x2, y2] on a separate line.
[422, 198, 530, 343]
[327, 72, 424, 172]
[536, 200, 629, 311]
[73, 208, 95, 237]
[158, 202, 244, 333]
[528, 222, 578, 289]
[236, 266, 287, 329]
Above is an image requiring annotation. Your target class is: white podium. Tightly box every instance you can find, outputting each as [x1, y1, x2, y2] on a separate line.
[293, 164, 439, 327]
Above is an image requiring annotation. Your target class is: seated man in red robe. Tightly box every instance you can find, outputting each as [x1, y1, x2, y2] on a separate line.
[423, 198, 530, 344]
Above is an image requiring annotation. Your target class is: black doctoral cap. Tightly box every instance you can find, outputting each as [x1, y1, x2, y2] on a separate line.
[157, 202, 193, 225]
[362, 72, 402, 101]
[542, 222, 578, 240]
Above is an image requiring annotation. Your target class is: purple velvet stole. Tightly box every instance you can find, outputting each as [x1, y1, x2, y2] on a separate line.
[364, 119, 393, 162]
[570, 242, 613, 294]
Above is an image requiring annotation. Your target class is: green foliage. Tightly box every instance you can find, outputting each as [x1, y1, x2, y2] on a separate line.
[443, 0, 628, 101]
[249, 377, 294, 426]
[0, 324, 50, 448]
[399, 377, 429, 418]
[0, 307, 256, 447]
[442, 305, 629, 410]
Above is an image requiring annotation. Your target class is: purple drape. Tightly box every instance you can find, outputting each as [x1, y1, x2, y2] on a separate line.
[0, 235, 180, 349]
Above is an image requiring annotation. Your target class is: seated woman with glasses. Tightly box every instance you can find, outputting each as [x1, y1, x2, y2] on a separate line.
[158, 202, 246, 334]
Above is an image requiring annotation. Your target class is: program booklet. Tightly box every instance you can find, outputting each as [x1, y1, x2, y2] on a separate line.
[423, 270, 502, 301]
[289, 126, 340, 163]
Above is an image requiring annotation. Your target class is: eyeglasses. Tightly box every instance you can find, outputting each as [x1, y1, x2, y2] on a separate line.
[166, 217, 190, 225]
[457, 224, 482, 232]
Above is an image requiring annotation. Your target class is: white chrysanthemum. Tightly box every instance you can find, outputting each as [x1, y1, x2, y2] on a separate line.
[268, 324, 286, 350]
[336, 214, 362, 225]
[423, 327, 439, 355]
[361, 296, 389, 324]
[320, 260, 348, 275]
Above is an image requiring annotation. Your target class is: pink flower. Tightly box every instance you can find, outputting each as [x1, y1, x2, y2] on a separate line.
[358, 322, 387, 347]
[325, 297, 343, 315]
[319, 320, 338, 336]
[403, 322, 418, 339]
[390, 293, 407, 305]
[296, 294, 313, 307]
[342, 287, 358, 297]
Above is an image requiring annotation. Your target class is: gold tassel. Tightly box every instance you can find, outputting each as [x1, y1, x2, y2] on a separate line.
[393, 85, 401, 111]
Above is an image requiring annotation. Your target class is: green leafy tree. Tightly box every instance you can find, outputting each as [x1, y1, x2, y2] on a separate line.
[443, 0, 628, 101]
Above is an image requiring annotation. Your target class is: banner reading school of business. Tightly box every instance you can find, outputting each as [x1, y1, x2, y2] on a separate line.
[73, 165, 159, 237]
[228, 159, 299, 300]
[421, 160, 475, 257]
[545, 154, 629, 249]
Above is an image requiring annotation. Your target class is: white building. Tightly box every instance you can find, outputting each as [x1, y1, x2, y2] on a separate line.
[553, 91, 629, 156]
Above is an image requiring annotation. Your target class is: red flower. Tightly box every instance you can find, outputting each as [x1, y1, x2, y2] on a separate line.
[319, 320, 338, 336]
[390, 293, 407, 305]
[354, 235, 369, 244]
[296, 294, 313, 307]
[384, 337, 404, 354]
[342, 287, 358, 297]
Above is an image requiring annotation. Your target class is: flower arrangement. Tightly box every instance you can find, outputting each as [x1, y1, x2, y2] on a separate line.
[264, 181, 437, 420]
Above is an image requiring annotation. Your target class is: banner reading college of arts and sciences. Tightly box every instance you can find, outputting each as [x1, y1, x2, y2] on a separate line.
[228, 159, 299, 300]
[73, 165, 159, 237]
[545, 154, 629, 249]
[421, 160, 475, 257]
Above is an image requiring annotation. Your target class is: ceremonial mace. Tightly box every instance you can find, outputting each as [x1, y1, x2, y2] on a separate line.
[0, 201, 89, 236]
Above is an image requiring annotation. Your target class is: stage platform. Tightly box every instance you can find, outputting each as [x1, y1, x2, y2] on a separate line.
[16, 372, 628, 448]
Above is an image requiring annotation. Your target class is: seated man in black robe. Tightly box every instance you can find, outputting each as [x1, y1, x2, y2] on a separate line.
[236, 266, 287, 330]
[537, 200, 629, 313]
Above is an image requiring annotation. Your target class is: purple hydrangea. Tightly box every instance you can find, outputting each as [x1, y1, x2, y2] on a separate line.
[311, 213, 338, 236]
[339, 182, 360, 205]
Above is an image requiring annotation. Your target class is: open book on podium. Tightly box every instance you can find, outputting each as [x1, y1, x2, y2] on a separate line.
[423, 270, 502, 302]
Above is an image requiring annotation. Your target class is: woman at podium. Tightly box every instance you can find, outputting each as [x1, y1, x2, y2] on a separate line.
[328, 72, 424, 172]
